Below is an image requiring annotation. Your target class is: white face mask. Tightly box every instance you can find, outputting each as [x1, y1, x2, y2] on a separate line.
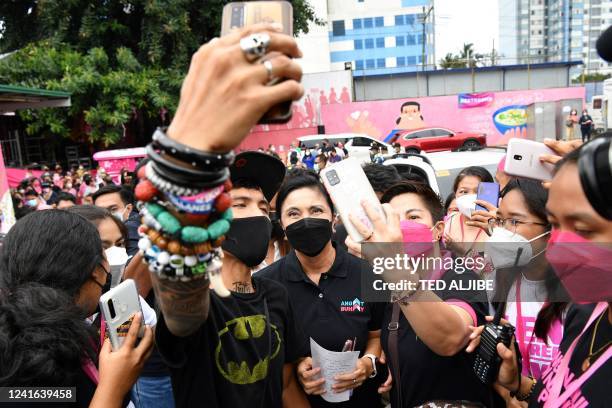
[112, 207, 127, 222]
[104, 246, 129, 288]
[485, 227, 550, 269]
[313, 163, 319, 172]
[456, 194, 477, 219]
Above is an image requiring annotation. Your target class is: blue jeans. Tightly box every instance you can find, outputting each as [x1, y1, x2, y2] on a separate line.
[130, 376, 175, 408]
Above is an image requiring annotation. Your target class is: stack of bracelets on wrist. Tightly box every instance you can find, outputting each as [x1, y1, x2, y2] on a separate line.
[136, 128, 234, 294]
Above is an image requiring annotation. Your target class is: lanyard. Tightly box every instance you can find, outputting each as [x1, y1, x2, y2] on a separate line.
[515, 278, 535, 377]
[543, 302, 611, 408]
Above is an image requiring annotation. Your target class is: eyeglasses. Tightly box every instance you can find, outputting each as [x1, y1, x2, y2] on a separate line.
[488, 217, 547, 234]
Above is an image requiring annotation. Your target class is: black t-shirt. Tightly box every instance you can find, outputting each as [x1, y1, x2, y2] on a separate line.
[156, 275, 307, 408]
[258, 246, 385, 408]
[381, 269, 491, 407]
[530, 303, 611, 408]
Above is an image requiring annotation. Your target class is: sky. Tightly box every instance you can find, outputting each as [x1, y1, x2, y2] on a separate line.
[434, 0, 500, 61]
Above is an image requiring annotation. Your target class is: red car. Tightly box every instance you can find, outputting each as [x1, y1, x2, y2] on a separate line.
[388, 127, 486, 153]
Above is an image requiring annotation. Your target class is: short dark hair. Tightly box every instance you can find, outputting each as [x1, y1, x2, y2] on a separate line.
[66, 205, 128, 242]
[500, 178, 549, 227]
[401, 101, 420, 112]
[315, 153, 327, 164]
[24, 189, 38, 198]
[381, 181, 444, 222]
[276, 169, 334, 217]
[91, 184, 134, 206]
[452, 166, 494, 193]
[56, 192, 76, 205]
[232, 177, 264, 196]
[362, 163, 401, 194]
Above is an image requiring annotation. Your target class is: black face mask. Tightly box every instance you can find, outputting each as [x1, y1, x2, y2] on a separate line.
[222, 216, 272, 267]
[92, 267, 112, 315]
[285, 218, 332, 257]
[269, 211, 285, 241]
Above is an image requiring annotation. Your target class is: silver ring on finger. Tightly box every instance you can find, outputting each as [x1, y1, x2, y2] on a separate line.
[240, 33, 271, 62]
[262, 59, 274, 82]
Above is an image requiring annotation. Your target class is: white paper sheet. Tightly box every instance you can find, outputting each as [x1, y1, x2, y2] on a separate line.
[310, 337, 360, 403]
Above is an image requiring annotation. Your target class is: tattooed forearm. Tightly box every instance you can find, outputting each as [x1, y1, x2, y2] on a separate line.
[232, 281, 254, 294]
[151, 274, 211, 337]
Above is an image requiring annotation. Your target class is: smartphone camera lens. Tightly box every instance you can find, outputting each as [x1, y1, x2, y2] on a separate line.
[107, 299, 117, 319]
[513, 155, 522, 161]
[326, 170, 340, 186]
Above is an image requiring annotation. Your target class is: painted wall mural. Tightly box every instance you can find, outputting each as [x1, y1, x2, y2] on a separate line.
[321, 87, 585, 146]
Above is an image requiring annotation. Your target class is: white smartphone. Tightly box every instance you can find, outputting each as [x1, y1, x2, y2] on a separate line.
[320, 158, 385, 242]
[99, 279, 144, 351]
[504, 138, 556, 181]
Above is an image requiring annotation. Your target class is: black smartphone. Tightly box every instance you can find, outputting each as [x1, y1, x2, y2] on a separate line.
[221, 1, 294, 124]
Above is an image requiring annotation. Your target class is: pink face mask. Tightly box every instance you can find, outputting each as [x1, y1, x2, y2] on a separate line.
[545, 230, 612, 302]
[400, 220, 434, 258]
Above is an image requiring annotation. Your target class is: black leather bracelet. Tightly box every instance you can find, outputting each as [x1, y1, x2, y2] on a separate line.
[152, 128, 234, 169]
[150, 160, 229, 190]
[147, 144, 228, 185]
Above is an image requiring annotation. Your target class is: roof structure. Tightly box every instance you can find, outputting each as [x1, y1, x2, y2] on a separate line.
[0, 84, 71, 112]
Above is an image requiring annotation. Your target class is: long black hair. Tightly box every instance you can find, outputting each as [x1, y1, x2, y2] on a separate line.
[0, 210, 103, 386]
[492, 178, 567, 341]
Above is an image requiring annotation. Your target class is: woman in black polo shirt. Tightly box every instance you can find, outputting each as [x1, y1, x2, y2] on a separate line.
[259, 170, 384, 408]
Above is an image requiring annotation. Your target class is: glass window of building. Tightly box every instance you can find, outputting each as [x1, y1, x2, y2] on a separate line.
[375, 17, 384, 27]
[407, 35, 416, 45]
[364, 17, 373, 28]
[397, 56, 406, 66]
[377, 58, 386, 68]
[355, 60, 364, 70]
[354, 39, 363, 49]
[396, 35, 405, 46]
[376, 37, 385, 48]
[332, 20, 345, 36]
[353, 19, 362, 29]
[366, 59, 375, 69]
[395, 15, 404, 25]
[365, 38, 374, 48]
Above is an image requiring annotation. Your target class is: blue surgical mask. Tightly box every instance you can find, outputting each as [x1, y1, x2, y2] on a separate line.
[26, 199, 38, 207]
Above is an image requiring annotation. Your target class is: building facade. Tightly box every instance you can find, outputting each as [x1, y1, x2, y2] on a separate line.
[297, 0, 435, 75]
[499, 0, 612, 73]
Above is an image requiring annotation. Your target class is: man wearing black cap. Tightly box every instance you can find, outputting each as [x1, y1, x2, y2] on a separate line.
[154, 152, 309, 408]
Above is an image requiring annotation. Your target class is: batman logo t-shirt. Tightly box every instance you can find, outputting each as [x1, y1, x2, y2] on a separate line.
[156, 275, 307, 408]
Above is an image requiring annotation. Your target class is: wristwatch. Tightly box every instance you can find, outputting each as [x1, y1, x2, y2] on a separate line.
[363, 353, 378, 378]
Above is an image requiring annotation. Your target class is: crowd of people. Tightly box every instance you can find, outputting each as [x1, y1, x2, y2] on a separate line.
[0, 23, 610, 408]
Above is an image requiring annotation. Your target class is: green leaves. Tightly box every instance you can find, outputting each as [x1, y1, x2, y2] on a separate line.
[0, 44, 181, 146]
[0, 0, 320, 145]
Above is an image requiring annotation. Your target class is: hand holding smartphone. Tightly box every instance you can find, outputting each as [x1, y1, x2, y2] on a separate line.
[99, 279, 144, 351]
[476, 182, 500, 211]
[320, 158, 386, 242]
[221, 1, 294, 124]
[504, 139, 556, 181]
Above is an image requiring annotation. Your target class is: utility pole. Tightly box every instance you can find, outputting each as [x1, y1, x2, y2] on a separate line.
[421, 4, 434, 72]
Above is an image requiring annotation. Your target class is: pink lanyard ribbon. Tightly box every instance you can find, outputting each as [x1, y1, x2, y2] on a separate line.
[543, 302, 611, 408]
[81, 315, 107, 385]
[515, 278, 535, 376]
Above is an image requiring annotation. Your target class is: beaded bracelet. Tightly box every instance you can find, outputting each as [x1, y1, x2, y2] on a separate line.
[152, 128, 235, 169]
[144, 202, 233, 244]
[145, 162, 204, 196]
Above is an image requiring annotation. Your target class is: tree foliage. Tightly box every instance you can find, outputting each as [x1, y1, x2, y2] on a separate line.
[0, 0, 320, 145]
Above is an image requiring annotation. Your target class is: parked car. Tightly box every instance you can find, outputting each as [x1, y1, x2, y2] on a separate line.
[382, 147, 506, 200]
[426, 147, 506, 199]
[388, 127, 486, 153]
[297, 133, 392, 164]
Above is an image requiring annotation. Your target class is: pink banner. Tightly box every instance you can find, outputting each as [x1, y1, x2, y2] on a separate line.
[458, 92, 494, 109]
[320, 87, 585, 146]
[0, 149, 16, 232]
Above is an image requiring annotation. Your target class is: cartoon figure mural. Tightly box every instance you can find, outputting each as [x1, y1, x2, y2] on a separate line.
[396, 101, 427, 130]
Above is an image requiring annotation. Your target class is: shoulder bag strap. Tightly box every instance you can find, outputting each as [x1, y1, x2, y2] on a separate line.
[388, 303, 403, 408]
